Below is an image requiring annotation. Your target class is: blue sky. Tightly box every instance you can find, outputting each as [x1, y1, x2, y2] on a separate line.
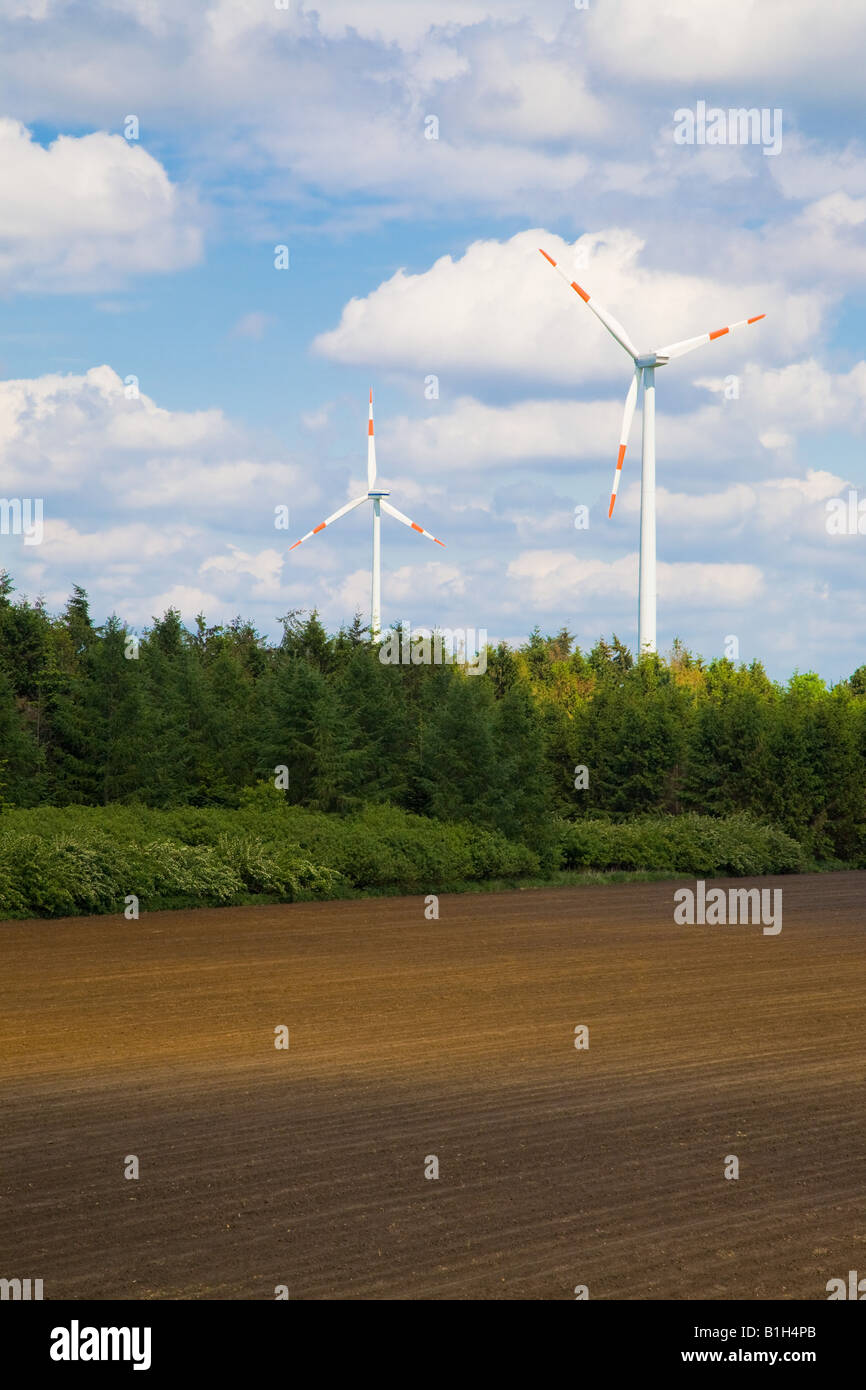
[1, 0, 865, 679]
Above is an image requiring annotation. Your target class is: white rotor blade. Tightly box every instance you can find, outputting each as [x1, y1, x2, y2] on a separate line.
[609, 366, 642, 518]
[289, 494, 368, 550]
[658, 313, 765, 362]
[381, 499, 445, 547]
[539, 248, 638, 360]
[367, 388, 377, 489]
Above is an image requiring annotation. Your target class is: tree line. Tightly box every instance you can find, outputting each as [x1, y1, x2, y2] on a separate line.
[1, 570, 865, 862]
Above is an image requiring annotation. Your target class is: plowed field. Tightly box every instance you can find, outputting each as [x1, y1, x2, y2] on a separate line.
[2, 873, 864, 1299]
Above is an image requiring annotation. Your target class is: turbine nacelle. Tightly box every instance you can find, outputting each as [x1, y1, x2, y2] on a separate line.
[636, 352, 668, 369]
[368, 490, 391, 498]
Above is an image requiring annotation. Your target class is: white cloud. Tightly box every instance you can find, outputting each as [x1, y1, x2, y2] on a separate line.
[231, 311, 273, 340]
[386, 561, 466, 602]
[738, 360, 866, 433]
[769, 470, 847, 503]
[136, 585, 223, 624]
[313, 228, 813, 383]
[0, 364, 320, 630]
[3, 1, 864, 250]
[0, 119, 201, 291]
[199, 0, 570, 51]
[619, 483, 758, 528]
[0, 366, 306, 513]
[37, 518, 195, 565]
[586, 0, 866, 98]
[619, 470, 847, 533]
[381, 394, 734, 471]
[509, 549, 764, 609]
[377, 354, 866, 480]
[769, 136, 866, 202]
[200, 544, 284, 596]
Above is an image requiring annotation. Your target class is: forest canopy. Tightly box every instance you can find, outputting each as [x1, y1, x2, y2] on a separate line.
[1, 571, 865, 867]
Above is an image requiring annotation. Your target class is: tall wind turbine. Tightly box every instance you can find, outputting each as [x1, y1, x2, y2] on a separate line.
[289, 391, 445, 638]
[539, 248, 765, 655]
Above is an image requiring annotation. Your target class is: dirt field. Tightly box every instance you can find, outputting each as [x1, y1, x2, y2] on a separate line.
[2, 873, 865, 1300]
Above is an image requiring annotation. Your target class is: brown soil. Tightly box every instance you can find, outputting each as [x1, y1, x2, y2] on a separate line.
[2, 873, 865, 1299]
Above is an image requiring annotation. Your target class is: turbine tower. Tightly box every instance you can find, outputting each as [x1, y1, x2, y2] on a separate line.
[289, 391, 445, 639]
[539, 248, 765, 655]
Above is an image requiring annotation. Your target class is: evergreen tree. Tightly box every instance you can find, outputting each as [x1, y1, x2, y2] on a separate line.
[420, 671, 500, 827]
[0, 669, 44, 806]
[493, 681, 555, 856]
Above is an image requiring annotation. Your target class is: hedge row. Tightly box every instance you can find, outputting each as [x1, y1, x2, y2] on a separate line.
[0, 799, 538, 918]
[556, 812, 805, 876]
[0, 799, 806, 920]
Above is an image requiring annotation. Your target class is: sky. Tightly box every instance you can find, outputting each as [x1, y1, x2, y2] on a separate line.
[0, 0, 865, 680]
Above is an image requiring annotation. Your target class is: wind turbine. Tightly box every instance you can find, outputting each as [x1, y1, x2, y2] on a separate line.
[289, 391, 445, 638]
[539, 248, 765, 655]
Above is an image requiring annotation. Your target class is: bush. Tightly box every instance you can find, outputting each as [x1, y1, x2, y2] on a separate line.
[0, 802, 807, 921]
[0, 800, 537, 919]
[555, 813, 805, 876]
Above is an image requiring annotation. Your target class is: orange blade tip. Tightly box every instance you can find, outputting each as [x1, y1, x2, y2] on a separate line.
[748, 314, 765, 324]
[539, 248, 556, 266]
[608, 497, 616, 518]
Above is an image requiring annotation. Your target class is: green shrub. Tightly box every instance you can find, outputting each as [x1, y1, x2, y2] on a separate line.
[556, 813, 805, 876]
[0, 801, 537, 918]
[0, 802, 806, 921]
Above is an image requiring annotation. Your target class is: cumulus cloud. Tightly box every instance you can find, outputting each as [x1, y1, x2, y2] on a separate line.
[375, 355, 866, 489]
[381, 394, 742, 473]
[0, 366, 305, 514]
[200, 544, 285, 596]
[0, 364, 316, 630]
[619, 470, 847, 535]
[585, 0, 866, 98]
[36, 518, 196, 566]
[508, 549, 764, 609]
[0, 119, 202, 291]
[135, 585, 224, 625]
[2, 0, 865, 253]
[313, 228, 813, 384]
[768, 136, 866, 203]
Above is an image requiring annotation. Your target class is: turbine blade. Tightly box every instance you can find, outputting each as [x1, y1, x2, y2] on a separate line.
[609, 366, 642, 518]
[381, 499, 445, 546]
[539, 247, 638, 360]
[367, 388, 377, 489]
[658, 314, 766, 361]
[288, 494, 368, 550]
